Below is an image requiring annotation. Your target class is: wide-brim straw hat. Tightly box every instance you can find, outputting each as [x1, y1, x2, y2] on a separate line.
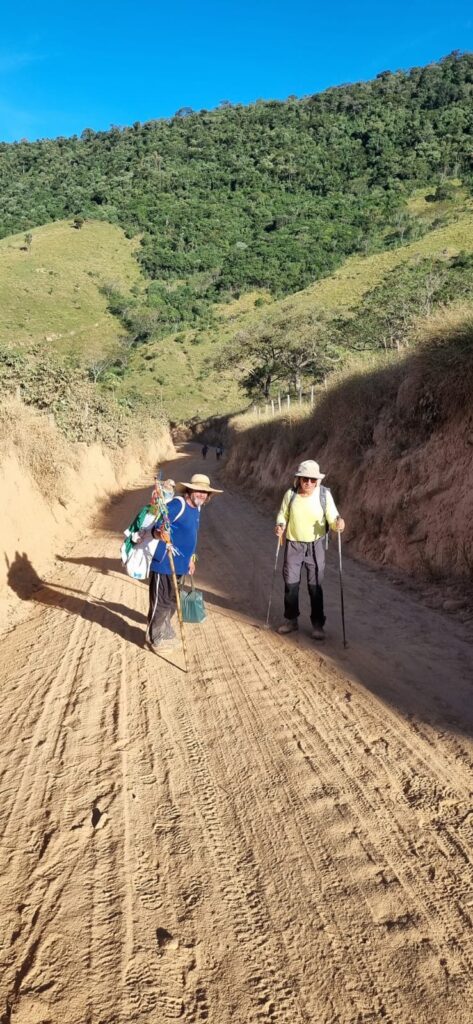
[295, 459, 325, 479]
[177, 473, 223, 494]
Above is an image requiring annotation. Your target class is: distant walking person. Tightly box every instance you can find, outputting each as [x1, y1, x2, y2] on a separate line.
[216, 443, 224, 461]
[202, 444, 209, 460]
[275, 460, 345, 640]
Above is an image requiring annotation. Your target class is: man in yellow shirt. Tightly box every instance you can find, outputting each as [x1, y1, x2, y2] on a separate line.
[275, 459, 345, 640]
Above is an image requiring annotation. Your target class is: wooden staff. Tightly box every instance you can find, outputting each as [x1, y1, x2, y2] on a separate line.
[154, 479, 188, 673]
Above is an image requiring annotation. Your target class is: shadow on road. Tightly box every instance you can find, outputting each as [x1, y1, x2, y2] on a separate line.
[6, 551, 146, 647]
[56, 553, 123, 577]
[9, 443, 472, 741]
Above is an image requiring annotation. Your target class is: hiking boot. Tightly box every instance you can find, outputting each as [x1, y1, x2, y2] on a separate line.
[159, 634, 179, 649]
[277, 619, 298, 635]
[311, 624, 325, 641]
[145, 635, 179, 653]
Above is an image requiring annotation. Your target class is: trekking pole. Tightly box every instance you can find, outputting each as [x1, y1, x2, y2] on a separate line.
[264, 533, 283, 629]
[337, 530, 348, 648]
[166, 543, 189, 673]
[153, 479, 189, 673]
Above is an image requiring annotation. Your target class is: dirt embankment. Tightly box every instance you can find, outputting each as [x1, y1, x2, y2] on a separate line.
[1, 444, 473, 1023]
[0, 396, 174, 633]
[222, 308, 473, 604]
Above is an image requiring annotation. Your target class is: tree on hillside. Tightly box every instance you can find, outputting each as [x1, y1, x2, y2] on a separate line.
[24, 232, 32, 251]
[214, 315, 338, 398]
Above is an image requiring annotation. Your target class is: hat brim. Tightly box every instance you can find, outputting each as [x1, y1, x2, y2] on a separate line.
[177, 481, 223, 494]
[295, 472, 325, 480]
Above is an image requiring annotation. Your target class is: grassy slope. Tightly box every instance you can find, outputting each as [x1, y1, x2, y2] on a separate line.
[0, 220, 141, 360]
[1, 196, 473, 423]
[123, 195, 473, 420]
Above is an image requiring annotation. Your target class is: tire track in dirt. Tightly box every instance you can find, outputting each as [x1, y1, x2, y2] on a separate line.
[1, 446, 473, 1023]
[165, 674, 305, 1023]
[193, 616, 401, 1023]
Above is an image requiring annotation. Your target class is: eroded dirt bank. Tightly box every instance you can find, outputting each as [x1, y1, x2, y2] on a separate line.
[0, 400, 173, 634]
[1, 445, 472, 1023]
[220, 315, 473, 596]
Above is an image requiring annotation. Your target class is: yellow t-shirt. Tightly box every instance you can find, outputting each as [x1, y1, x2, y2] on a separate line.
[276, 487, 339, 542]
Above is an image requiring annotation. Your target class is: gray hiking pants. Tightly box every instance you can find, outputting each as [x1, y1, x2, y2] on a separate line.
[283, 539, 326, 626]
[147, 571, 181, 645]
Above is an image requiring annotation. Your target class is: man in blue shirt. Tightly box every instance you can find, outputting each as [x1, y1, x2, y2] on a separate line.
[146, 473, 222, 651]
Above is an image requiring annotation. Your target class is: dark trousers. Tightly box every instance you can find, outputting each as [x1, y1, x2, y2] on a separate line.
[147, 571, 182, 645]
[283, 539, 326, 626]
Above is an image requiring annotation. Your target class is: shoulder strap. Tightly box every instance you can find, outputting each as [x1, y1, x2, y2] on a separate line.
[286, 488, 297, 522]
[320, 485, 328, 518]
[172, 496, 186, 523]
[320, 485, 331, 542]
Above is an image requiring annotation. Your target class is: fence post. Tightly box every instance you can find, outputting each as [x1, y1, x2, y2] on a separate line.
[278, 392, 282, 413]
[271, 399, 275, 416]
[310, 385, 314, 406]
[286, 394, 290, 411]
[298, 388, 302, 406]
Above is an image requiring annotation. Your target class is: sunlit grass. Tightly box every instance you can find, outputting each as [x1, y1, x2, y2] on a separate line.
[2, 208, 473, 423]
[0, 220, 141, 359]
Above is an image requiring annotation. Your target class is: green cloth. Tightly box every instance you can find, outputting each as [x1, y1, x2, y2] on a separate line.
[123, 504, 156, 557]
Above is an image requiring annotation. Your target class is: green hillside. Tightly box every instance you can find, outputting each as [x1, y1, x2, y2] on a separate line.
[1, 53, 473, 425]
[1, 198, 472, 423]
[1, 52, 472, 309]
[120, 203, 473, 419]
[0, 220, 141, 360]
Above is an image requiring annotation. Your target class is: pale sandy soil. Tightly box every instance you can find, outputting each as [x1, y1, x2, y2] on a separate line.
[1, 445, 473, 1024]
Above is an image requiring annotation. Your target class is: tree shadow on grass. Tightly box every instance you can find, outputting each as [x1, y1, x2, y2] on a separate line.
[6, 551, 146, 646]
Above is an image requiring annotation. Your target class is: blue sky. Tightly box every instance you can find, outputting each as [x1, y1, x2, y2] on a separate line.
[1, 1, 472, 142]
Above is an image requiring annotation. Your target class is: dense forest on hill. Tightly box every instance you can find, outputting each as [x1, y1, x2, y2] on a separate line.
[1, 52, 472, 317]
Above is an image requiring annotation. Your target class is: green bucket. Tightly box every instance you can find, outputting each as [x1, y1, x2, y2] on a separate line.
[180, 578, 207, 624]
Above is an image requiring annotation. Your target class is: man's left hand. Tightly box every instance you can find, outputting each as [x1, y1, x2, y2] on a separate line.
[332, 517, 345, 533]
[188, 559, 196, 576]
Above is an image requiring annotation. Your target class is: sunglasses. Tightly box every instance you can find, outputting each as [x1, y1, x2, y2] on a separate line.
[300, 476, 318, 483]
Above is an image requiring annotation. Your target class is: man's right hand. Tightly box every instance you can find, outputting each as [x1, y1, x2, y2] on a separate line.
[275, 524, 285, 538]
[153, 525, 170, 543]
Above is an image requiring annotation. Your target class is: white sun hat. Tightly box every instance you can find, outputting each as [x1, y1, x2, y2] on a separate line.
[295, 459, 325, 479]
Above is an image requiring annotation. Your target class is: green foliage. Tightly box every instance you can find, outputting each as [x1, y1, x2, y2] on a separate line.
[0, 345, 160, 446]
[100, 278, 213, 347]
[334, 252, 473, 353]
[215, 248, 473, 397]
[0, 52, 472, 312]
[215, 312, 340, 398]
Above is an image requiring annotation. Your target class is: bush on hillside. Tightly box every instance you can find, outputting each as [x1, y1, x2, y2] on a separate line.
[0, 348, 166, 448]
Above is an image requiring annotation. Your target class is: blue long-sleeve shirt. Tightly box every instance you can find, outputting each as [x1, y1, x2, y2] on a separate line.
[150, 496, 200, 576]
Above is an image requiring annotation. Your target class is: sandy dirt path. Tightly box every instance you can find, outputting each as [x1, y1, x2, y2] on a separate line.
[1, 445, 473, 1024]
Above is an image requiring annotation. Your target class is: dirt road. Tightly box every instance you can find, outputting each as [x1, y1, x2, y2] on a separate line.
[1, 446, 473, 1024]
